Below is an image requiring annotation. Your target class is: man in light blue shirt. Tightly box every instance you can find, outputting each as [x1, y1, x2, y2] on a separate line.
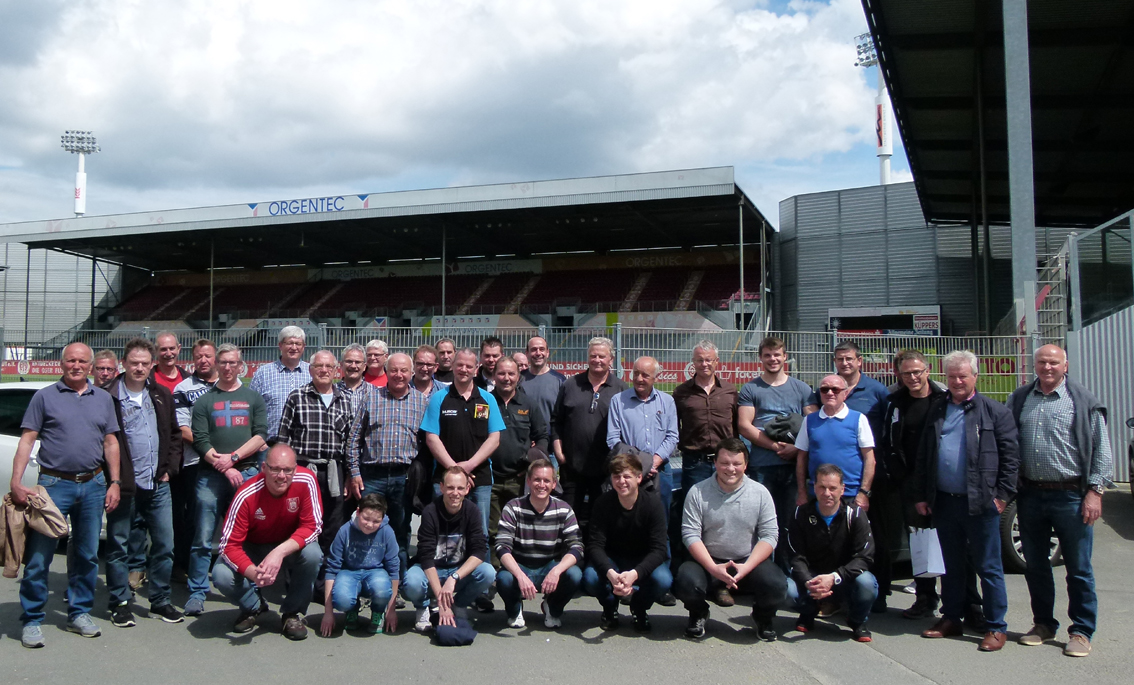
[606, 356, 679, 518]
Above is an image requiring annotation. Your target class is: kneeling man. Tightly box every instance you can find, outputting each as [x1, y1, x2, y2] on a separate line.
[675, 438, 786, 640]
[495, 458, 584, 629]
[212, 443, 323, 640]
[786, 464, 877, 642]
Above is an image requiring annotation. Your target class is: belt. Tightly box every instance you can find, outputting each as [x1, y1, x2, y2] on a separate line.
[360, 462, 410, 472]
[41, 466, 103, 483]
[1023, 478, 1081, 492]
[681, 450, 716, 464]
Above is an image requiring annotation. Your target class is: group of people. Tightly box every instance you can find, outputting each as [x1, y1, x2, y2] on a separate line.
[7, 329, 1112, 658]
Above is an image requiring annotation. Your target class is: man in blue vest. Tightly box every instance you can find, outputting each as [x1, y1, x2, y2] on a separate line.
[794, 375, 875, 512]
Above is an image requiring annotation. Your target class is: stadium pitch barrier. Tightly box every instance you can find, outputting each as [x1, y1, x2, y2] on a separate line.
[2, 325, 1040, 402]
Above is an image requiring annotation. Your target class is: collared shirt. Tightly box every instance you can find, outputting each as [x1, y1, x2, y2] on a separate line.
[606, 387, 679, 461]
[173, 373, 217, 467]
[335, 380, 372, 420]
[672, 375, 738, 452]
[277, 382, 352, 464]
[21, 380, 119, 472]
[491, 387, 550, 477]
[474, 370, 496, 393]
[348, 386, 429, 476]
[250, 358, 311, 439]
[421, 384, 506, 484]
[553, 371, 628, 477]
[1019, 378, 1112, 487]
[937, 402, 967, 494]
[808, 374, 889, 439]
[118, 381, 160, 489]
[795, 404, 874, 495]
[413, 377, 450, 399]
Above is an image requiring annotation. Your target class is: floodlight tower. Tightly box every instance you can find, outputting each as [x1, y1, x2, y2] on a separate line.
[855, 33, 892, 185]
[60, 130, 101, 216]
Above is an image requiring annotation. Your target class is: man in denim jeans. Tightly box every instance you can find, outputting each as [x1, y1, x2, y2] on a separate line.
[184, 343, 268, 616]
[9, 342, 122, 648]
[104, 337, 185, 627]
[1009, 344, 1113, 658]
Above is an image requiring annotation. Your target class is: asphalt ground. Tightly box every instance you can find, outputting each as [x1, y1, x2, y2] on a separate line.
[2, 487, 1132, 685]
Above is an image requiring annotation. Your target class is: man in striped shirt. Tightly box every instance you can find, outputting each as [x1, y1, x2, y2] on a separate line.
[495, 458, 584, 629]
[211, 443, 323, 641]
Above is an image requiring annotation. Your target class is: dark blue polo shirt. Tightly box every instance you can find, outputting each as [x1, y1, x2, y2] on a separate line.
[22, 380, 120, 472]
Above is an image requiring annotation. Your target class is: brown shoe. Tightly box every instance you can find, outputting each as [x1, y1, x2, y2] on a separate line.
[978, 631, 1007, 652]
[922, 618, 964, 639]
[1063, 633, 1091, 657]
[282, 614, 308, 641]
[711, 587, 735, 608]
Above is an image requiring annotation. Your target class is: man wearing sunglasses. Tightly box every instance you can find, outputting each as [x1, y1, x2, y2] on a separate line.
[794, 375, 876, 514]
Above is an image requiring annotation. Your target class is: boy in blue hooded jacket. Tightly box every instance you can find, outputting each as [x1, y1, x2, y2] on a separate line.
[320, 493, 400, 635]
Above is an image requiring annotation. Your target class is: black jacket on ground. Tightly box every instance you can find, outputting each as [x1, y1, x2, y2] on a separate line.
[787, 500, 873, 586]
[105, 375, 183, 498]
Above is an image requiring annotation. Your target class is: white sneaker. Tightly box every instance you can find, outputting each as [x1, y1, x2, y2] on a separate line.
[542, 600, 562, 629]
[508, 611, 526, 628]
[414, 607, 432, 633]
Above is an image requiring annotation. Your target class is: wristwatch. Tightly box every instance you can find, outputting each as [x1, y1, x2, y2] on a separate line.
[110, 479, 122, 485]
[1089, 484, 1104, 494]
[859, 488, 872, 498]
[831, 573, 842, 586]
[451, 572, 461, 582]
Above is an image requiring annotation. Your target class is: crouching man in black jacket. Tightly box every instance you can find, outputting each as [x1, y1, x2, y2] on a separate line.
[786, 463, 877, 642]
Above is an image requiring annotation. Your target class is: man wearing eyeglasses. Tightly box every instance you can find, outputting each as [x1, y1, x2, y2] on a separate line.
[185, 343, 268, 617]
[412, 344, 449, 397]
[211, 442, 322, 640]
[552, 336, 628, 532]
[879, 350, 947, 619]
[250, 326, 310, 440]
[363, 339, 390, 388]
[794, 375, 876, 513]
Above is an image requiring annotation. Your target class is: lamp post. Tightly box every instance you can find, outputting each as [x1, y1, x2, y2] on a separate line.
[855, 33, 891, 185]
[60, 130, 101, 216]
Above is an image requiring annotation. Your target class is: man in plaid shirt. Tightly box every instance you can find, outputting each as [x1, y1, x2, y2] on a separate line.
[251, 325, 312, 439]
[277, 350, 353, 558]
[347, 352, 428, 577]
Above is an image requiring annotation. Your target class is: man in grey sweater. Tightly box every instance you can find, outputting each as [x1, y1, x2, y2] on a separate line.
[675, 437, 787, 640]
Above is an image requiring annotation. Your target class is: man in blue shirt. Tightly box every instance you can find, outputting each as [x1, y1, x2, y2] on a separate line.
[250, 325, 311, 439]
[913, 351, 1018, 653]
[606, 356, 679, 516]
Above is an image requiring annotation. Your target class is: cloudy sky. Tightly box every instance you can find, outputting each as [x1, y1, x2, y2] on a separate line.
[0, 0, 909, 227]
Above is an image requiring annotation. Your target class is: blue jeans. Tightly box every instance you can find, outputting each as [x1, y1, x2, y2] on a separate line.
[934, 492, 1008, 632]
[127, 510, 149, 572]
[748, 462, 797, 571]
[582, 557, 673, 614]
[1018, 488, 1097, 638]
[106, 482, 175, 608]
[402, 562, 496, 609]
[786, 571, 879, 626]
[331, 568, 393, 612]
[679, 451, 716, 492]
[20, 471, 107, 624]
[211, 542, 323, 616]
[496, 561, 583, 618]
[189, 461, 262, 601]
[361, 464, 410, 578]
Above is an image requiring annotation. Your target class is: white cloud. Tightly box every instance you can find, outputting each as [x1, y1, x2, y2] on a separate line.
[0, 0, 898, 223]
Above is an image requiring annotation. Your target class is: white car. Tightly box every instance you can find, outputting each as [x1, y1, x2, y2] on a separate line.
[0, 381, 52, 491]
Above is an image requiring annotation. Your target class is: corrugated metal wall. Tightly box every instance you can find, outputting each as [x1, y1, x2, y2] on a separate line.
[1077, 305, 1134, 482]
[0, 243, 121, 343]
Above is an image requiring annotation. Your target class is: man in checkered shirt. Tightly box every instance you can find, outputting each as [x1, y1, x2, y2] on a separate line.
[1008, 344, 1113, 658]
[277, 350, 353, 559]
[251, 326, 311, 439]
[347, 352, 429, 577]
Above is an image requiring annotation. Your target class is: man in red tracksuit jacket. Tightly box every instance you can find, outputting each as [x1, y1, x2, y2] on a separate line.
[211, 442, 323, 640]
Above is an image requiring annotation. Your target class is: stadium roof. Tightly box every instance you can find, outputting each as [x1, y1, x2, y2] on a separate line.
[863, 0, 1134, 228]
[0, 167, 772, 272]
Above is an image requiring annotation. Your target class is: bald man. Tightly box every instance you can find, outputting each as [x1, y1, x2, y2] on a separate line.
[277, 350, 354, 559]
[794, 374, 875, 509]
[11, 342, 122, 647]
[1008, 344, 1112, 657]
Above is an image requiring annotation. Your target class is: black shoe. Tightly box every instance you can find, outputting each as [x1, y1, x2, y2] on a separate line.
[619, 595, 631, 606]
[233, 603, 264, 633]
[111, 604, 136, 628]
[795, 614, 815, 633]
[474, 595, 495, 614]
[632, 611, 652, 633]
[656, 591, 677, 607]
[871, 597, 888, 613]
[754, 615, 777, 642]
[685, 613, 707, 639]
[902, 595, 939, 620]
[149, 604, 185, 624]
[850, 622, 872, 643]
[599, 607, 620, 631]
[963, 604, 986, 633]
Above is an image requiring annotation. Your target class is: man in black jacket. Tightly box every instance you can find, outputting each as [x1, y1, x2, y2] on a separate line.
[787, 464, 877, 642]
[104, 337, 184, 627]
[912, 350, 1019, 652]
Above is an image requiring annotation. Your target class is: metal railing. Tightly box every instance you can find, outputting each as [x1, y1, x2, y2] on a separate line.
[4, 324, 1034, 401]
